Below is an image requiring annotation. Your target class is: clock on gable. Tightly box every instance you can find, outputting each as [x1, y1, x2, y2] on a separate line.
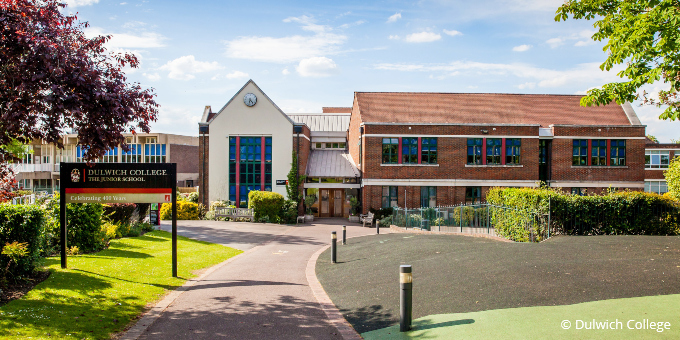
[243, 93, 257, 107]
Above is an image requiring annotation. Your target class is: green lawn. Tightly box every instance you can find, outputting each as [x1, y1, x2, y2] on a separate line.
[362, 294, 680, 339]
[0, 230, 242, 340]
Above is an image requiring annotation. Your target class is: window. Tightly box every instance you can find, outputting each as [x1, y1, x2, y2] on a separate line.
[20, 147, 32, 164]
[465, 187, 481, 204]
[145, 144, 166, 163]
[420, 186, 436, 208]
[486, 139, 502, 165]
[382, 138, 399, 164]
[315, 142, 322, 149]
[402, 137, 418, 164]
[76, 145, 85, 163]
[239, 137, 262, 207]
[467, 138, 483, 164]
[121, 144, 142, 163]
[146, 137, 157, 144]
[572, 140, 588, 166]
[610, 140, 626, 166]
[645, 181, 668, 195]
[265, 137, 272, 191]
[421, 138, 437, 164]
[382, 186, 398, 208]
[591, 140, 607, 166]
[571, 187, 587, 196]
[229, 137, 237, 202]
[101, 147, 118, 163]
[506, 139, 521, 164]
[339, 142, 346, 149]
[646, 150, 670, 169]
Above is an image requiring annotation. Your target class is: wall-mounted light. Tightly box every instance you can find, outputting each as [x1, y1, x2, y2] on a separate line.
[481, 129, 489, 134]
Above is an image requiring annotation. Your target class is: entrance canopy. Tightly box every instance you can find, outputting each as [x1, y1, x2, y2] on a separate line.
[306, 150, 359, 178]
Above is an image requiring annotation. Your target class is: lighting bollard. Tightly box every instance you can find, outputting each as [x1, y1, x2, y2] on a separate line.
[342, 225, 346, 245]
[331, 231, 337, 264]
[376, 219, 380, 234]
[400, 265, 412, 332]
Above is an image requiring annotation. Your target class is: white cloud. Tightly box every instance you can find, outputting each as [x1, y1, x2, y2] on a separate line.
[574, 40, 595, 47]
[517, 82, 536, 89]
[120, 2, 127, 5]
[64, 0, 99, 7]
[546, 38, 564, 48]
[225, 71, 249, 79]
[389, 35, 400, 40]
[339, 20, 366, 29]
[85, 27, 166, 49]
[282, 68, 290, 75]
[296, 57, 339, 77]
[404, 32, 441, 43]
[387, 12, 402, 23]
[374, 61, 625, 90]
[151, 106, 202, 137]
[142, 73, 160, 81]
[225, 16, 346, 63]
[512, 44, 532, 52]
[443, 29, 462, 37]
[158, 56, 223, 80]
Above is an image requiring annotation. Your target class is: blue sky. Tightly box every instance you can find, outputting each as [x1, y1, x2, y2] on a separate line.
[66, 0, 677, 141]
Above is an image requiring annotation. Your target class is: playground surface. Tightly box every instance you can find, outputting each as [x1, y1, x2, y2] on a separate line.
[316, 234, 680, 335]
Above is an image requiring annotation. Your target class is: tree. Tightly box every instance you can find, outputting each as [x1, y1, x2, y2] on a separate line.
[665, 156, 680, 200]
[285, 151, 305, 204]
[646, 135, 659, 143]
[0, 0, 158, 194]
[556, 1, 680, 120]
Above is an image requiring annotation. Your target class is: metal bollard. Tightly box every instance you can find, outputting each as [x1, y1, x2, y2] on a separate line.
[342, 225, 346, 245]
[400, 265, 412, 332]
[376, 219, 380, 234]
[331, 231, 337, 263]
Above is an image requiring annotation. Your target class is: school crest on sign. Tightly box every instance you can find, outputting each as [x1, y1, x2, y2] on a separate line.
[70, 169, 81, 183]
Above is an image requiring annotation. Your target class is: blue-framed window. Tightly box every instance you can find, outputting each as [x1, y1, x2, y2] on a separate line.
[402, 137, 418, 164]
[486, 138, 502, 165]
[572, 140, 588, 166]
[467, 138, 482, 164]
[100, 147, 118, 163]
[145, 144, 166, 163]
[506, 139, 521, 164]
[591, 140, 606, 166]
[610, 140, 626, 166]
[421, 138, 437, 164]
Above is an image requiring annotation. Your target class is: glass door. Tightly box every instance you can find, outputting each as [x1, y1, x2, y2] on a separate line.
[333, 190, 343, 217]
[320, 190, 329, 217]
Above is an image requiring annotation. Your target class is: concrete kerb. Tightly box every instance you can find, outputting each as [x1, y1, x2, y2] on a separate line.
[306, 244, 363, 340]
[118, 225, 298, 340]
[389, 225, 514, 243]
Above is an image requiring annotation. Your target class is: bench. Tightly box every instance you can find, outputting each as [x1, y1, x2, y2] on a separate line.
[360, 212, 374, 228]
[297, 216, 305, 224]
[215, 207, 254, 222]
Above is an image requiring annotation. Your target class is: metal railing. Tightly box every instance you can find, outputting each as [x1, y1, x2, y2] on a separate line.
[11, 194, 36, 205]
[391, 203, 550, 242]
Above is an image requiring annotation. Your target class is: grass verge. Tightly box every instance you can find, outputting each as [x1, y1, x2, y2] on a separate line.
[0, 230, 242, 339]
[362, 294, 680, 339]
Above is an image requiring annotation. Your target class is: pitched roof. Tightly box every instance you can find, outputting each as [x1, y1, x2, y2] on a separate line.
[287, 113, 351, 132]
[323, 107, 352, 113]
[354, 92, 635, 127]
[306, 150, 359, 177]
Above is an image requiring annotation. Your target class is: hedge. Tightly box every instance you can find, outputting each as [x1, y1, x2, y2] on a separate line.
[45, 196, 106, 253]
[103, 203, 136, 224]
[160, 201, 200, 220]
[487, 187, 680, 237]
[248, 191, 284, 222]
[0, 204, 46, 278]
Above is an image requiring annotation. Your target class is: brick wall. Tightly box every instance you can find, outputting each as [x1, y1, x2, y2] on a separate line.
[362, 185, 496, 213]
[171, 144, 199, 174]
[361, 124, 540, 181]
[198, 132, 209, 206]
[294, 125, 311, 215]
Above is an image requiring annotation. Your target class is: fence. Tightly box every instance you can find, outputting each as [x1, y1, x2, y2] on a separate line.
[178, 186, 199, 194]
[391, 203, 550, 242]
[11, 194, 36, 205]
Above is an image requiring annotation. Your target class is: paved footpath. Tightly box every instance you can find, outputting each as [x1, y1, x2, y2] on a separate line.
[132, 218, 386, 340]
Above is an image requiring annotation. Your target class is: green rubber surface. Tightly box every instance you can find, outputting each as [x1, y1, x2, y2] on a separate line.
[362, 294, 680, 339]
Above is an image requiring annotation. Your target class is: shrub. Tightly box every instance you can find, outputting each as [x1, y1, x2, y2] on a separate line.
[304, 195, 316, 214]
[378, 216, 392, 228]
[186, 192, 199, 203]
[487, 187, 680, 238]
[666, 155, 680, 200]
[249, 191, 285, 223]
[103, 203, 136, 224]
[102, 222, 122, 240]
[0, 204, 47, 277]
[369, 207, 393, 222]
[1, 241, 29, 284]
[160, 201, 200, 220]
[279, 200, 298, 224]
[45, 194, 106, 253]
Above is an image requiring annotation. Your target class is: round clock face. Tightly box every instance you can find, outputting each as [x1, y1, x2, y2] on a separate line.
[244, 93, 257, 107]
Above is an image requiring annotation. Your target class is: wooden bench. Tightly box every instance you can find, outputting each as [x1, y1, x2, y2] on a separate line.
[360, 212, 374, 228]
[297, 216, 305, 224]
[215, 207, 254, 222]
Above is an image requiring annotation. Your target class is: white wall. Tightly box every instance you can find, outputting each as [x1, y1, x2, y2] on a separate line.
[208, 81, 293, 202]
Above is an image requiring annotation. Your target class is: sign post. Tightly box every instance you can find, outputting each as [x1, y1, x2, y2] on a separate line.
[60, 163, 178, 276]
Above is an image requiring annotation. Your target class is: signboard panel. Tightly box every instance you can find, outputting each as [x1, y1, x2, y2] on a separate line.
[276, 180, 287, 186]
[59, 163, 178, 276]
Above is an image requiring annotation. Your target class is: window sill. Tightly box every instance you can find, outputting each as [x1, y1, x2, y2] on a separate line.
[381, 163, 440, 167]
[465, 164, 523, 168]
[571, 166, 629, 169]
[645, 168, 668, 170]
